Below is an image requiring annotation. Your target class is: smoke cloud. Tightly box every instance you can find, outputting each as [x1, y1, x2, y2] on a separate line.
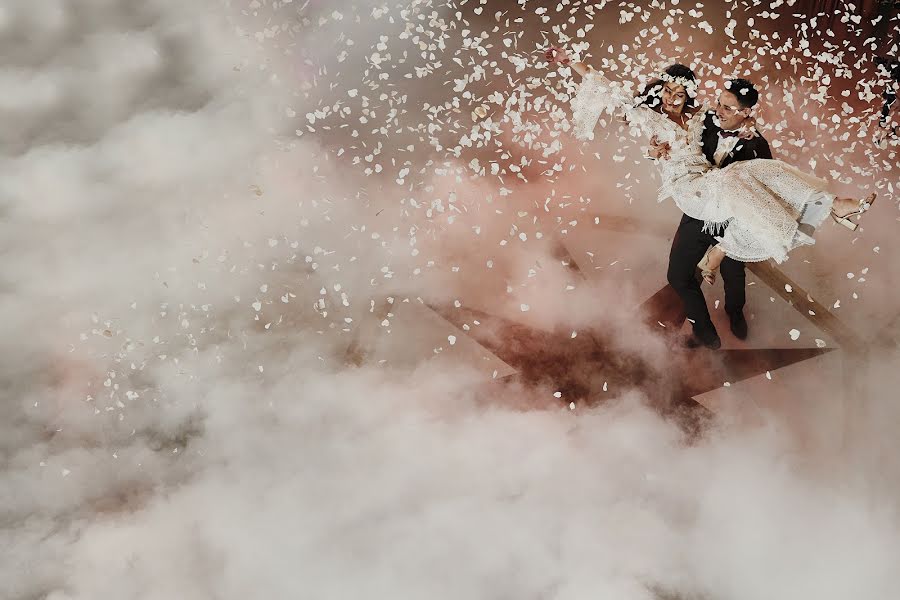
[2, 1, 900, 600]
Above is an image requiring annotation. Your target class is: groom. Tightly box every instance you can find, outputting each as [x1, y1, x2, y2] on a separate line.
[662, 78, 773, 349]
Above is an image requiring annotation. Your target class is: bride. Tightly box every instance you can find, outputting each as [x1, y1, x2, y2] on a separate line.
[545, 47, 876, 282]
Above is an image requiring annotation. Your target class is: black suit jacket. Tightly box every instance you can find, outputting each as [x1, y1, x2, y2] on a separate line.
[700, 111, 772, 168]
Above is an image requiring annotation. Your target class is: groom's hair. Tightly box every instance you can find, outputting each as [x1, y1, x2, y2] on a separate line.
[637, 63, 697, 112]
[726, 78, 760, 108]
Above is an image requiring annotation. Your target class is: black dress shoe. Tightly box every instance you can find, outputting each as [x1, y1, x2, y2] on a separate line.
[729, 313, 748, 340]
[684, 333, 722, 350]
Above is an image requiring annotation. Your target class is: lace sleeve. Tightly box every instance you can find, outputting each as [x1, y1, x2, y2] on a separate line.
[571, 70, 638, 140]
[571, 71, 678, 143]
[715, 226, 742, 257]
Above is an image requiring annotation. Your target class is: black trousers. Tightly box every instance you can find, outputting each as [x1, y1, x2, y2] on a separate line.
[667, 213, 746, 340]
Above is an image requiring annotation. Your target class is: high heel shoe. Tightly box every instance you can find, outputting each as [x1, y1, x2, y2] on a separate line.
[831, 192, 877, 231]
[697, 248, 718, 285]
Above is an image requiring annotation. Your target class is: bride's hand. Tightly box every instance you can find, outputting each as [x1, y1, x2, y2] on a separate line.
[545, 46, 571, 65]
[738, 116, 758, 140]
[648, 136, 672, 160]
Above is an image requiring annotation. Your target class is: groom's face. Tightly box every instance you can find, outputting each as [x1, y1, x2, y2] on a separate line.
[715, 90, 751, 130]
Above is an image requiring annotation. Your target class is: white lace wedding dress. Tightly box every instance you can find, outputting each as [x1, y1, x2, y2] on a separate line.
[572, 70, 835, 263]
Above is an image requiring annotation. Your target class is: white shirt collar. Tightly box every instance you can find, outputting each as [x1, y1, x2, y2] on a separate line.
[713, 134, 741, 166]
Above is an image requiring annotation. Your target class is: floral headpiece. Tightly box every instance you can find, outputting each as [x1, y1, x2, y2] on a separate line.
[658, 72, 699, 96]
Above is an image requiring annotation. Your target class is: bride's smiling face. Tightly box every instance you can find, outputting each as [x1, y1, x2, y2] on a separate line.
[661, 82, 687, 114]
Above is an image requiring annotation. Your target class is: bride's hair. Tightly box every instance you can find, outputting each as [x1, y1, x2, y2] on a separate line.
[637, 63, 698, 112]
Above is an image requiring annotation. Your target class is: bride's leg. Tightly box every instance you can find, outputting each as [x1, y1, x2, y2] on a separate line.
[697, 245, 726, 285]
[705, 245, 726, 270]
[831, 192, 877, 231]
[832, 193, 876, 218]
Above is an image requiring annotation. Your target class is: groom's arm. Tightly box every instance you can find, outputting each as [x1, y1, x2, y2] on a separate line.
[732, 134, 772, 163]
[752, 135, 773, 160]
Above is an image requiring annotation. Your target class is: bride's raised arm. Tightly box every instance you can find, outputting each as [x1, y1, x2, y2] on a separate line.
[544, 46, 594, 79]
[545, 46, 643, 140]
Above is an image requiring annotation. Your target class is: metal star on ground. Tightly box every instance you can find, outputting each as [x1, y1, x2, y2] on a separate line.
[424, 214, 861, 430]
